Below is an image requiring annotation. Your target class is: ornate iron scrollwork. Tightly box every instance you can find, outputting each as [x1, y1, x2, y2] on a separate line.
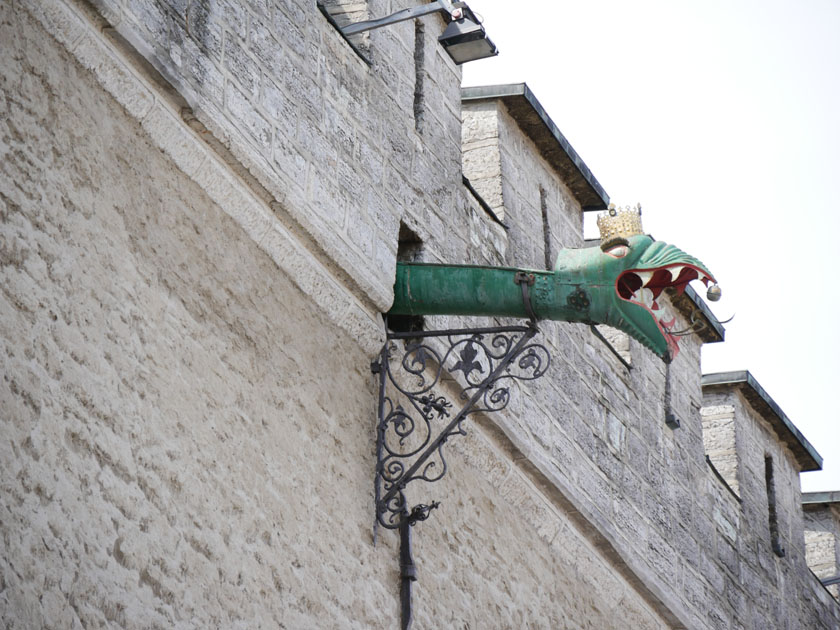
[371, 321, 550, 630]
[372, 323, 550, 530]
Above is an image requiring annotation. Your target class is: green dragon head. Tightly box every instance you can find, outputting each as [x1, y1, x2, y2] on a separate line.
[388, 203, 720, 362]
[554, 234, 717, 361]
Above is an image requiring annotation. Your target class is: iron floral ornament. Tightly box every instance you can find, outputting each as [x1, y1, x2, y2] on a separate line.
[371, 323, 549, 630]
[372, 325, 550, 530]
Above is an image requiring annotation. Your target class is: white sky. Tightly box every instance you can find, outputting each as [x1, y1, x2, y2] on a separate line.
[463, 0, 840, 492]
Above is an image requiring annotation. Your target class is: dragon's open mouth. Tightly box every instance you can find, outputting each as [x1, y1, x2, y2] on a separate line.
[616, 264, 715, 350]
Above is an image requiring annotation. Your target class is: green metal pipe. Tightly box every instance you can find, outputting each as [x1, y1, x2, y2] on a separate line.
[390, 263, 593, 323]
[388, 235, 718, 361]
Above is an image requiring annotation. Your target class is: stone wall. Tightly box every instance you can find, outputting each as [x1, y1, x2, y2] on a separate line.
[0, 6, 385, 625]
[462, 99, 584, 271]
[82, 0, 477, 311]
[804, 502, 840, 600]
[701, 403, 740, 496]
[0, 4, 676, 628]
[3, 0, 840, 628]
[701, 385, 840, 628]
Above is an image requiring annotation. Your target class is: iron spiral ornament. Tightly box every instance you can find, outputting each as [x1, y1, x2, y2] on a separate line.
[372, 323, 550, 529]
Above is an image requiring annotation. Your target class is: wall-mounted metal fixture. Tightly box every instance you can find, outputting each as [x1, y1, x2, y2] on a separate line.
[663, 362, 681, 429]
[437, 5, 497, 64]
[371, 205, 725, 627]
[371, 317, 549, 629]
[340, 0, 497, 65]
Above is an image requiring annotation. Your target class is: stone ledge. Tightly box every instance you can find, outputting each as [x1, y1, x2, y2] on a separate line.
[462, 84, 610, 211]
[23, 0, 385, 358]
[702, 370, 822, 472]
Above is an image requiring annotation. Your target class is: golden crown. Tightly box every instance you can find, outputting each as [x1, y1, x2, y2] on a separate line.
[597, 203, 644, 249]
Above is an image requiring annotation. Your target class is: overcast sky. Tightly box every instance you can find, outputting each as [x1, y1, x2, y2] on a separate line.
[462, 0, 840, 492]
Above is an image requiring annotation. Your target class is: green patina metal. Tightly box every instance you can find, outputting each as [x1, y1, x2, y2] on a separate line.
[389, 234, 717, 361]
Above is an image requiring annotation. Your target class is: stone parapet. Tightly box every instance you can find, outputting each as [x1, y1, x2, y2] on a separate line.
[4, 0, 839, 628]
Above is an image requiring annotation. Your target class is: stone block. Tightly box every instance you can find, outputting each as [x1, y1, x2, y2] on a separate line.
[22, 0, 87, 49]
[224, 81, 272, 149]
[191, 160, 271, 245]
[184, 0, 223, 59]
[141, 105, 208, 177]
[127, 0, 169, 48]
[223, 34, 259, 98]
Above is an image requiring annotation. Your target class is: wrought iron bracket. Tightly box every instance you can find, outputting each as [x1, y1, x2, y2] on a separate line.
[372, 319, 550, 628]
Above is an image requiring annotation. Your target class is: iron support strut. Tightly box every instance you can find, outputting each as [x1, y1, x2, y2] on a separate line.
[399, 513, 415, 630]
[397, 500, 438, 630]
[373, 317, 550, 629]
[372, 269, 551, 629]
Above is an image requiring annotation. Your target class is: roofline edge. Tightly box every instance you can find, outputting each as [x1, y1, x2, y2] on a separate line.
[702, 370, 823, 472]
[462, 83, 610, 210]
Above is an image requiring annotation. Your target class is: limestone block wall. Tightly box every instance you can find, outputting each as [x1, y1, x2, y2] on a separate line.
[459, 95, 840, 627]
[4, 0, 840, 628]
[0, 4, 688, 630]
[460, 93, 746, 628]
[1, 4, 679, 628]
[701, 403, 740, 496]
[462, 101, 504, 218]
[81, 0, 478, 314]
[462, 99, 584, 271]
[701, 386, 840, 628]
[494, 101, 584, 267]
[2, 1, 693, 627]
[804, 503, 840, 600]
[0, 6, 391, 626]
[702, 389, 804, 561]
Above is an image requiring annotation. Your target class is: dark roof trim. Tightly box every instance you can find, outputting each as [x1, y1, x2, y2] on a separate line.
[462, 83, 610, 211]
[702, 371, 823, 472]
[802, 491, 840, 505]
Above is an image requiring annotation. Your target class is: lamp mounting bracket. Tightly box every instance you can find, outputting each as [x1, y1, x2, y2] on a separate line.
[334, 0, 497, 65]
[341, 0, 458, 37]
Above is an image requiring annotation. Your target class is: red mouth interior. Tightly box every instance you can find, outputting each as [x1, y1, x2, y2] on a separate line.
[616, 264, 713, 359]
[617, 265, 709, 304]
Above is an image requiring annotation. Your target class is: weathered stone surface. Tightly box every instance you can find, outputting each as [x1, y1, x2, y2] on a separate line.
[804, 503, 840, 601]
[0, 3, 670, 628]
[4, 0, 840, 628]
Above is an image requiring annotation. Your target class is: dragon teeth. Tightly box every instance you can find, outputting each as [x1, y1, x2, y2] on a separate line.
[668, 266, 684, 283]
[636, 271, 653, 287]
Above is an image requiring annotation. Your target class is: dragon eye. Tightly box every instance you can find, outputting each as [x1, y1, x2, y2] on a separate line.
[605, 244, 629, 258]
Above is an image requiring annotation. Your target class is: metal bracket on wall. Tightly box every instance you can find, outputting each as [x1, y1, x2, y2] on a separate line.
[340, 0, 460, 37]
[370, 320, 550, 629]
